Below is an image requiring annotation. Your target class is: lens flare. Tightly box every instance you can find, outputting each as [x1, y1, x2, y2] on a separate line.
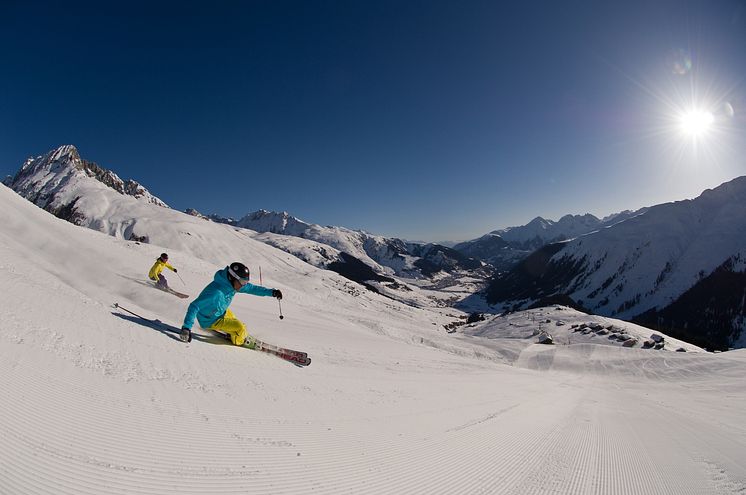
[722, 102, 735, 118]
[669, 48, 693, 76]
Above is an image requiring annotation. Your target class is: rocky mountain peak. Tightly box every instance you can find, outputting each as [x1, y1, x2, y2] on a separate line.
[184, 208, 238, 226]
[6, 145, 168, 208]
[236, 209, 309, 234]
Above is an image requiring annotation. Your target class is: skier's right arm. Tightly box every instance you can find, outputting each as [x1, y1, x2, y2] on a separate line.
[148, 262, 159, 280]
[182, 291, 219, 330]
[182, 300, 200, 330]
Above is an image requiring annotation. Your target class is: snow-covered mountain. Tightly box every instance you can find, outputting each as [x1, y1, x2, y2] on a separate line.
[452, 234, 530, 271]
[3, 145, 168, 224]
[184, 208, 239, 226]
[498, 214, 596, 250]
[236, 210, 409, 274]
[235, 209, 486, 282]
[453, 211, 646, 270]
[454, 210, 647, 265]
[486, 176, 746, 350]
[493, 211, 647, 250]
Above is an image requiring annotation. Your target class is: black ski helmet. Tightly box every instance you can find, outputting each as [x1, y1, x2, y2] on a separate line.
[160, 253, 169, 260]
[227, 262, 250, 282]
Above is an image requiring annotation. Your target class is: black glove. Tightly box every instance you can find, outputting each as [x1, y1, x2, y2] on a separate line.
[173, 268, 178, 273]
[272, 289, 283, 300]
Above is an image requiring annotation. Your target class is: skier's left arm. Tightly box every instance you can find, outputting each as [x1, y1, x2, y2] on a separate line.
[239, 283, 279, 298]
[166, 262, 177, 273]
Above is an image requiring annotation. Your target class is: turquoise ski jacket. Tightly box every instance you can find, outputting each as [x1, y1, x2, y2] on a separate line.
[182, 267, 274, 330]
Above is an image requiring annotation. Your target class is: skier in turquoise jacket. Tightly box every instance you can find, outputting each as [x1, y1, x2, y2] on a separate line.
[181, 262, 282, 345]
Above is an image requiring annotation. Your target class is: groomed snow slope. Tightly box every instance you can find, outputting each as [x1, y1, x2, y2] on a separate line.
[1, 184, 746, 494]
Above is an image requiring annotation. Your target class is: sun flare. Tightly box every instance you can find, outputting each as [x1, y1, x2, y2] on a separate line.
[680, 109, 715, 137]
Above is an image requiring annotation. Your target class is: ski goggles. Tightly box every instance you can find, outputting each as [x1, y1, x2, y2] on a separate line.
[228, 266, 250, 286]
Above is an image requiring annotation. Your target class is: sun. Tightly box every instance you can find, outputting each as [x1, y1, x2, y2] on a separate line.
[680, 109, 715, 137]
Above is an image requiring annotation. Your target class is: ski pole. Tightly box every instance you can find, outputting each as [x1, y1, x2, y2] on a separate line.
[278, 299, 284, 320]
[176, 272, 186, 286]
[114, 302, 178, 336]
[113, 302, 148, 320]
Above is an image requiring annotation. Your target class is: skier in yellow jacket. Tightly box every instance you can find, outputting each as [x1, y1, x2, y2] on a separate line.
[149, 253, 177, 290]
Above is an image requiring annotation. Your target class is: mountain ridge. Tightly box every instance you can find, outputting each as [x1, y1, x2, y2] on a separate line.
[485, 176, 746, 349]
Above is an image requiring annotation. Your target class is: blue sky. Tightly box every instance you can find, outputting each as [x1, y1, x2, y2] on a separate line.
[1, 1, 745, 241]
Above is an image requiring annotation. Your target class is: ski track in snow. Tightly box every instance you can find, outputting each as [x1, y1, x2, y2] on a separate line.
[2, 183, 746, 494]
[3, 354, 744, 494]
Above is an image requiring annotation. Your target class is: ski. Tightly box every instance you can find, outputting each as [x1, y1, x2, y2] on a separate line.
[149, 281, 189, 299]
[166, 288, 189, 299]
[213, 331, 310, 366]
[255, 346, 311, 367]
[254, 339, 308, 360]
[112, 308, 308, 364]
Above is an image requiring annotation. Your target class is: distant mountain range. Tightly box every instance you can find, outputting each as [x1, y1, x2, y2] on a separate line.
[452, 210, 647, 269]
[183, 208, 491, 299]
[486, 177, 746, 350]
[6, 145, 745, 349]
[493, 210, 646, 249]
[234, 209, 482, 277]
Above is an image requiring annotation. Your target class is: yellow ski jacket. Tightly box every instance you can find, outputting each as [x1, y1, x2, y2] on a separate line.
[149, 258, 175, 280]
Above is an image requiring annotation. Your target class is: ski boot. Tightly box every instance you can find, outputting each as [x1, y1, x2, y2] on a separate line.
[243, 336, 257, 350]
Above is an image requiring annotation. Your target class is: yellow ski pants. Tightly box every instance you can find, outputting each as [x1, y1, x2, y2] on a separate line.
[209, 309, 255, 347]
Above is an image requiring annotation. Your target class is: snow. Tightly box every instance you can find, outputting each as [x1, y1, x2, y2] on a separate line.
[539, 177, 746, 319]
[463, 306, 701, 352]
[2, 182, 746, 494]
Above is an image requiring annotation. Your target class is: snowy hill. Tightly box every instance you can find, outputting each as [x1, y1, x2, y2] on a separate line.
[3, 177, 746, 494]
[462, 305, 701, 355]
[486, 176, 746, 350]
